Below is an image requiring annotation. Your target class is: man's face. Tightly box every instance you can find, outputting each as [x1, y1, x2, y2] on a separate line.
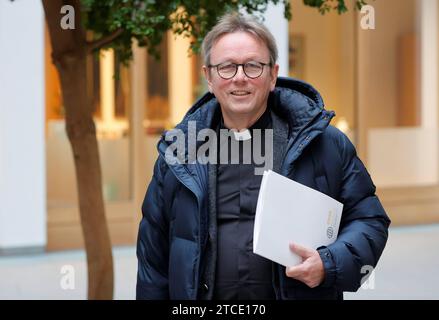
[203, 31, 279, 122]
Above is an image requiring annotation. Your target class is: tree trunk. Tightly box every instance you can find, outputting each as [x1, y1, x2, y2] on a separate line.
[42, 0, 114, 299]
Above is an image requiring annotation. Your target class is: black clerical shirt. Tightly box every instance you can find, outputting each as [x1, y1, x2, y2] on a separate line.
[213, 108, 276, 300]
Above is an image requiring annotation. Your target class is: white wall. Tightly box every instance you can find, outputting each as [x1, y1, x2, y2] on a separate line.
[0, 1, 46, 250]
[264, 3, 289, 76]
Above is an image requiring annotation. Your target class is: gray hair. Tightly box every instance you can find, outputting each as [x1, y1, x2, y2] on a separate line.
[201, 12, 278, 66]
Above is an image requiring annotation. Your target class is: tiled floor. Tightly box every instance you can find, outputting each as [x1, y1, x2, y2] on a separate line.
[345, 224, 439, 300]
[0, 245, 136, 300]
[1, 224, 438, 300]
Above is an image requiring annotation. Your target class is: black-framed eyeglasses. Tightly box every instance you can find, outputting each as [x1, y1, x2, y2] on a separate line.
[208, 61, 271, 79]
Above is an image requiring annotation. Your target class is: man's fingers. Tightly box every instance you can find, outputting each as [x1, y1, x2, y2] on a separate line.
[289, 242, 313, 258]
[285, 265, 304, 278]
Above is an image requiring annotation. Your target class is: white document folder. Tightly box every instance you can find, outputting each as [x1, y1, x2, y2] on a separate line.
[253, 170, 343, 267]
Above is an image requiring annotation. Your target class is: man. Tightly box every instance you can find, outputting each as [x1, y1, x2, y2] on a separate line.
[136, 13, 390, 300]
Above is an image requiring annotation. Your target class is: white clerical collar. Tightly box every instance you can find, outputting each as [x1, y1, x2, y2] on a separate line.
[232, 128, 252, 141]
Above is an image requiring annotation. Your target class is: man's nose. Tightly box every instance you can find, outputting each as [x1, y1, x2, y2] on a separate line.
[233, 65, 247, 81]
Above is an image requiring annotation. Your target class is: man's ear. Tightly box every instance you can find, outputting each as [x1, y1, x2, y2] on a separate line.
[270, 63, 279, 91]
[203, 65, 213, 93]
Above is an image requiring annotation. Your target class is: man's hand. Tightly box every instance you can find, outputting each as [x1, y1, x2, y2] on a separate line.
[285, 243, 325, 288]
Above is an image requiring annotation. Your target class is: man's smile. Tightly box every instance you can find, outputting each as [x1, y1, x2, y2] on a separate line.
[230, 90, 251, 96]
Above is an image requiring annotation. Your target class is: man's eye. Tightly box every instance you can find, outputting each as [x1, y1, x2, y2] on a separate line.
[218, 64, 235, 71]
[246, 62, 261, 70]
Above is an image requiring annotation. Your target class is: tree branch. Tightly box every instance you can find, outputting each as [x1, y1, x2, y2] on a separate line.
[87, 29, 123, 52]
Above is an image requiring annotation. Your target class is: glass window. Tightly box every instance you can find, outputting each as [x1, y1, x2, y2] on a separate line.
[144, 33, 170, 134]
[289, 0, 356, 143]
[45, 24, 132, 205]
[358, 0, 438, 188]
